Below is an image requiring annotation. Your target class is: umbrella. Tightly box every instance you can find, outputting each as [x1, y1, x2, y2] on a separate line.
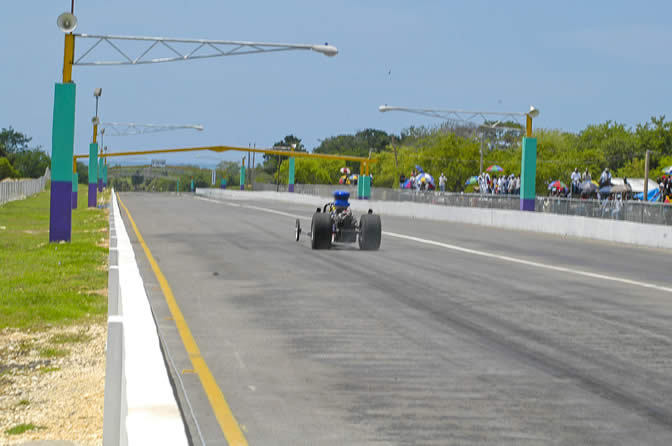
[486, 165, 503, 173]
[610, 184, 632, 194]
[416, 172, 435, 186]
[662, 166, 672, 175]
[340, 167, 351, 175]
[547, 180, 567, 190]
[465, 176, 478, 186]
[415, 165, 424, 174]
[580, 181, 598, 195]
[339, 175, 348, 185]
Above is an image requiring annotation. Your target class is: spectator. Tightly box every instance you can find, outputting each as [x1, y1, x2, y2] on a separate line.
[515, 176, 521, 195]
[399, 173, 406, 189]
[410, 172, 416, 190]
[661, 182, 667, 203]
[439, 172, 446, 192]
[582, 168, 592, 182]
[570, 167, 581, 196]
[599, 167, 612, 187]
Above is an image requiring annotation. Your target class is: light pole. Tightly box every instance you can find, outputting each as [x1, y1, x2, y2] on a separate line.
[379, 104, 540, 209]
[89, 88, 102, 207]
[50, 7, 338, 243]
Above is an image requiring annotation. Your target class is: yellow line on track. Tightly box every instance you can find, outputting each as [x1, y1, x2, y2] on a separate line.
[116, 192, 249, 446]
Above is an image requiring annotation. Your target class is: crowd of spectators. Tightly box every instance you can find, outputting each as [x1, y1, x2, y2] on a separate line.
[476, 173, 520, 195]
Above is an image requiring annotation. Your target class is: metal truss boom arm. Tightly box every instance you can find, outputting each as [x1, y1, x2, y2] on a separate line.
[100, 122, 204, 136]
[73, 34, 338, 66]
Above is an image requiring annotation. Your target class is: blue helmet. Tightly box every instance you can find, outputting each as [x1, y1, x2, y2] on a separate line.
[333, 190, 350, 207]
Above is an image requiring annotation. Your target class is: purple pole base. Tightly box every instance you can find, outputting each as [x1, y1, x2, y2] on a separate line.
[49, 181, 72, 242]
[288, 184, 295, 192]
[240, 185, 244, 190]
[72, 191, 78, 210]
[221, 185, 226, 189]
[520, 198, 535, 211]
[98, 179, 103, 192]
[88, 183, 97, 208]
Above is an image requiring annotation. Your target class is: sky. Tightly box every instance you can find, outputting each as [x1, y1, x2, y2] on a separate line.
[2, 1, 672, 167]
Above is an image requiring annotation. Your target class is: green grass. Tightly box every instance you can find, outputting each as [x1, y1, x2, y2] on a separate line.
[0, 184, 109, 329]
[5, 423, 44, 435]
[39, 366, 61, 374]
[38, 347, 69, 358]
[17, 399, 29, 406]
[50, 331, 92, 344]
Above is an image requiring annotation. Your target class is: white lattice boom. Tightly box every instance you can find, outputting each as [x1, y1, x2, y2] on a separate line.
[73, 34, 337, 66]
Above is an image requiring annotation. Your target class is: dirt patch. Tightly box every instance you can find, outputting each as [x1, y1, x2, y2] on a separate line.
[0, 323, 106, 445]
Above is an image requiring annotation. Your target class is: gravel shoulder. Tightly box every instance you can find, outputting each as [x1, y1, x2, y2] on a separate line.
[0, 322, 106, 446]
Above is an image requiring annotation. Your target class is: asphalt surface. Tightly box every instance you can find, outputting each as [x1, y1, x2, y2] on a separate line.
[119, 192, 672, 446]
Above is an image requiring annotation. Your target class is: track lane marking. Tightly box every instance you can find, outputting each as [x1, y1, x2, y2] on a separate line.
[118, 193, 249, 446]
[195, 195, 672, 294]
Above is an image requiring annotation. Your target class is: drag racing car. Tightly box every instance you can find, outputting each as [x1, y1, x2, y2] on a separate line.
[295, 191, 381, 250]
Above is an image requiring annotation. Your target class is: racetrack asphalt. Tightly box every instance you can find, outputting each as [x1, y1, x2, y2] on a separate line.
[119, 191, 672, 446]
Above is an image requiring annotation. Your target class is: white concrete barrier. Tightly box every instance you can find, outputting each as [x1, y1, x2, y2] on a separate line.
[196, 188, 672, 250]
[106, 191, 188, 446]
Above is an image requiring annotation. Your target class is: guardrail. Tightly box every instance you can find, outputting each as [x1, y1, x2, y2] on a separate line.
[103, 192, 127, 446]
[251, 183, 672, 226]
[103, 191, 189, 446]
[0, 168, 50, 206]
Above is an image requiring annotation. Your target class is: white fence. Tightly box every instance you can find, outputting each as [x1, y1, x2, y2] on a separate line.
[0, 168, 50, 206]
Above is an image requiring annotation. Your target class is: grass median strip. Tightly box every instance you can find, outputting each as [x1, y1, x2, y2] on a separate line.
[0, 185, 110, 329]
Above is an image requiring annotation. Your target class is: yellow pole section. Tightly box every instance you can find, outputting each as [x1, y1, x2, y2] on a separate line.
[72, 145, 377, 164]
[63, 34, 75, 83]
[73, 157, 77, 174]
[526, 116, 532, 137]
[93, 124, 98, 144]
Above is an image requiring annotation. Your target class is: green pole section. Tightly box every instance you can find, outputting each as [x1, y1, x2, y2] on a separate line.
[49, 83, 76, 242]
[240, 164, 245, 190]
[177, 179, 180, 193]
[520, 137, 537, 211]
[288, 157, 295, 192]
[190, 178, 194, 192]
[357, 175, 363, 199]
[361, 174, 371, 199]
[98, 157, 104, 192]
[88, 143, 98, 207]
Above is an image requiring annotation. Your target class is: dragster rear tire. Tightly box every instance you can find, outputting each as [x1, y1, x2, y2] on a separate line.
[359, 213, 381, 250]
[311, 212, 332, 250]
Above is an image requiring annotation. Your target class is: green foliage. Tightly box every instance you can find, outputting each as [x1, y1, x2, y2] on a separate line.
[11, 149, 50, 178]
[263, 135, 307, 175]
[314, 128, 397, 157]
[0, 127, 32, 158]
[616, 158, 647, 179]
[576, 121, 637, 171]
[278, 158, 344, 184]
[0, 157, 19, 180]
[5, 423, 44, 435]
[77, 162, 88, 184]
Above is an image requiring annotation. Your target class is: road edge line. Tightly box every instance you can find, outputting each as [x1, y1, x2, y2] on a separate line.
[116, 192, 249, 446]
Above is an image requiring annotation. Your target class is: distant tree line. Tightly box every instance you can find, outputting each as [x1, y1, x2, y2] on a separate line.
[0, 127, 51, 180]
[6, 115, 672, 194]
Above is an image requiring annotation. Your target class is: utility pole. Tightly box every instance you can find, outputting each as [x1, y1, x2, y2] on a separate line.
[644, 150, 650, 201]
